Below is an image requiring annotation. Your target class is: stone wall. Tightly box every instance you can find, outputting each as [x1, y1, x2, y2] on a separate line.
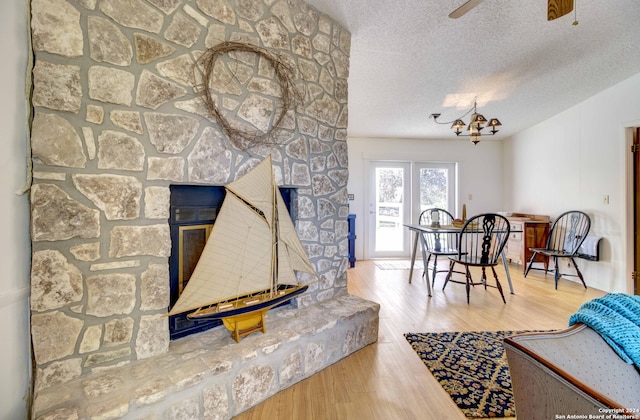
[29, 0, 351, 391]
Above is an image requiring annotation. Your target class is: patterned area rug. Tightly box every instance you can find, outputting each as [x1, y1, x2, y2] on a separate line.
[373, 260, 423, 270]
[404, 330, 547, 418]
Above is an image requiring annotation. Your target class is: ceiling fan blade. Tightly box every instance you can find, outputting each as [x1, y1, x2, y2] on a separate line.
[548, 0, 574, 21]
[449, 0, 485, 19]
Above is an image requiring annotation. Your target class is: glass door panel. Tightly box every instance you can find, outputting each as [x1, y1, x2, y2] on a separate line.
[368, 162, 411, 258]
[413, 162, 456, 223]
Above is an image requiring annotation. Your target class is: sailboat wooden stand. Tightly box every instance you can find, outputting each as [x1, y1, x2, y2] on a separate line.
[224, 310, 266, 343]
[168, 156, 317, 342]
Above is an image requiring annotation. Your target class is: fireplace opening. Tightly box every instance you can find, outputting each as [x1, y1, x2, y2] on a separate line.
[168, 184, 298, 339]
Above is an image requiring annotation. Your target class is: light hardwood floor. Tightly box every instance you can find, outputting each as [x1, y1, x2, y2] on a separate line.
[234, 259, 606, 419]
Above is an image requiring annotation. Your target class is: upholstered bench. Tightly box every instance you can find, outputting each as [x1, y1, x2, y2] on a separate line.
[504, 324, 640, 419]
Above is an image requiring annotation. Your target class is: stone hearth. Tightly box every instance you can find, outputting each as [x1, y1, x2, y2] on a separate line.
[32, 294, 379, 419]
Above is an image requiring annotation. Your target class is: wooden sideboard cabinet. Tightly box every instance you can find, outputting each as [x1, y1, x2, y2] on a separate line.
[505, 213, 551, 272]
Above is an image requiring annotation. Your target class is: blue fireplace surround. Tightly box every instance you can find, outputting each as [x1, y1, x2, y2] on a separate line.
[168, 184, 297, 339]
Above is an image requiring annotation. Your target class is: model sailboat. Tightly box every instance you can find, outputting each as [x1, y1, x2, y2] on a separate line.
[167, 155, 317, 342]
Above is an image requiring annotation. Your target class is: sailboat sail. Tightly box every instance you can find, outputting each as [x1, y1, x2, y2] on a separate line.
[168, 155, 315, 318]
[276, 191, 316, 277]
[168, 192, 272, 315]
[226, 158, 274, 226]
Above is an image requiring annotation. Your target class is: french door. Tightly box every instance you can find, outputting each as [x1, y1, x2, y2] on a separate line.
[367, 161, 456, 259]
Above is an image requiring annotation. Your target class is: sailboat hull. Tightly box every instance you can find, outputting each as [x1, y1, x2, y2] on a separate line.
[187, 284, 308, 342]
[187, 284, 309, 321]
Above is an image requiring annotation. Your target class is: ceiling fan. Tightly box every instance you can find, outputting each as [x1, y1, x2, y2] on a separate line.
[448, 0, 574, 21]
[546, 0, 574, 21]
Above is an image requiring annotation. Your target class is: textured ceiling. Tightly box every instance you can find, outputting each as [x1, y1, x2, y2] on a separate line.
[304, 0, 640, 140]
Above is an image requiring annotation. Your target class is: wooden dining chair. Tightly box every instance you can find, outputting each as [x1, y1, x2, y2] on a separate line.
[524, 210, 591, 289]
[443, 213, 511, 304]
[418, 208, 458, 286]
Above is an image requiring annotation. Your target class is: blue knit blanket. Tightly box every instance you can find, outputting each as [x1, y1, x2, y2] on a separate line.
[569, 293, 640, 367]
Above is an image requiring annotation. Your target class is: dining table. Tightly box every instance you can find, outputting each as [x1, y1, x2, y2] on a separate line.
[404, 223, 518, 297]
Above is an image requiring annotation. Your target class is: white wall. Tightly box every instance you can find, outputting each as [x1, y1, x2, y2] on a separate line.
[504, 72, 640, 293]
[347, 137, 503, 260]
[0, 1, 32, 419]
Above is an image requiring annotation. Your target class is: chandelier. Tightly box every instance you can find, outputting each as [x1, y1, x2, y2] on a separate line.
[430, 99, 502, 145]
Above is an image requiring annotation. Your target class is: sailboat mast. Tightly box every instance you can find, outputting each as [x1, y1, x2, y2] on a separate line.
[271, 174, 278, 297]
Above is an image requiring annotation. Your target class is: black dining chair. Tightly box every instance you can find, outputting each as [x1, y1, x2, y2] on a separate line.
[418, 208, 458, 287]
[524, 210, 591, 289]
[443, 213, 511, 304]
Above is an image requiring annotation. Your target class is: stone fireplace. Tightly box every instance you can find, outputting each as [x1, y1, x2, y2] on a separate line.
[28, 0, 379, 418]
